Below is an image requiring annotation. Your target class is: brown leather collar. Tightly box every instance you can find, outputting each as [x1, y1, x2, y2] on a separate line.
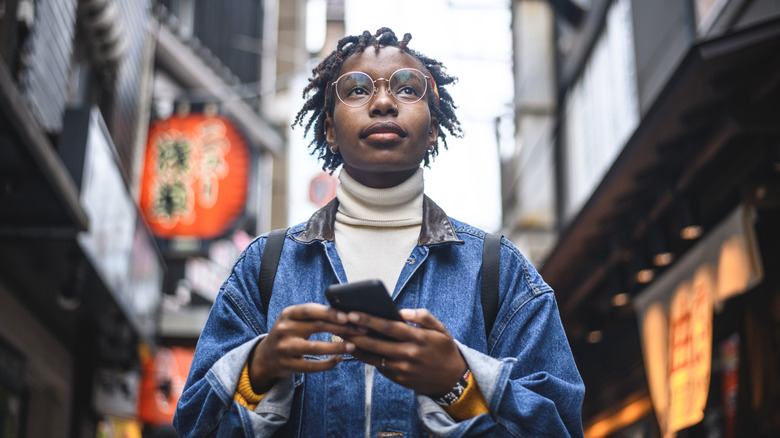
[293, 195, 463, 246]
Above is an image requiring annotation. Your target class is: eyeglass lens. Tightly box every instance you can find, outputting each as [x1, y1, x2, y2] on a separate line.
[335, 69, 427, 107]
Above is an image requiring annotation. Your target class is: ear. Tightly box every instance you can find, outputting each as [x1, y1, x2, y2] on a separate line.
[325, 114, 337, 153]
[427, 115, 439, 146]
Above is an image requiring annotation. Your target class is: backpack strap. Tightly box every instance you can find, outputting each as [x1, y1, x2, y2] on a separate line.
[259, 228, 289, 313]
[481, 232, 502, 336]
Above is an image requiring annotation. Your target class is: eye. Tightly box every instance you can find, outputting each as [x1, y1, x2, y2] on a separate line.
[395, 86, 418, 96]
[348, 86, 371, 97]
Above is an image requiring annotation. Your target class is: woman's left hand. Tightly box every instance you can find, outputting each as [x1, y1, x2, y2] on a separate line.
[344, 308, 467, 398]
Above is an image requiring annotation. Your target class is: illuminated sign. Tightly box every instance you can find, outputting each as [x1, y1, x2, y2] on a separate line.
[73, 108, 164, 343]
[138, 347, 195, 426]
[140, 114, 250, 239]
[635, 205, 762, 435]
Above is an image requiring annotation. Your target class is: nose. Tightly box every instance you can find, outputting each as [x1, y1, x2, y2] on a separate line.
[369, 79, 397, 116]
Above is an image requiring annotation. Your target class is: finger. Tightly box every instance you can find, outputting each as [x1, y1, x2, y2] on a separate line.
[345, 333, 413, 362]
[277, 339, 355, 357]
[281, 303, 349, 324]
[346, 312, 411, 341]
[273, 319, 366, 341]
[399, 308, 448, 333]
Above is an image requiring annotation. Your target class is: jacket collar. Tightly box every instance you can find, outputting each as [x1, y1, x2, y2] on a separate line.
[293, 195, 463, 246]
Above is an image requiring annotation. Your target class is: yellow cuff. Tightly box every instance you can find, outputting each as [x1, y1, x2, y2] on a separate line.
[234, 362, 266, 410]
[442, 373, 489, 421]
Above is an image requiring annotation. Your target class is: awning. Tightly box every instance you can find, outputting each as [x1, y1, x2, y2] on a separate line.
[542, 17, 780, 324]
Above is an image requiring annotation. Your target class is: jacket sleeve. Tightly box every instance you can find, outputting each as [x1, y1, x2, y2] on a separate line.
[419, 245, 585, 437]
[173, 237, 295, 437]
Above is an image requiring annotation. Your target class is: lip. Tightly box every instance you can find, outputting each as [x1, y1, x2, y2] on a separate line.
[360, 122, 407, 139]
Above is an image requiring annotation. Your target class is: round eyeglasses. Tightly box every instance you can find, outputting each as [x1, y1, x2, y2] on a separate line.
[331, 68, 429, 108]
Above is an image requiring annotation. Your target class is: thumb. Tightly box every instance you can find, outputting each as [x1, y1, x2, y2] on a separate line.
[400, 308, 446, 332]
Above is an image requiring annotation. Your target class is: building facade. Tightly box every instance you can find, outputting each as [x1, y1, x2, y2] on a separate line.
[0, 0, 294, 436]
[507, 0, 780, 436]
[0, 0, 162, 435]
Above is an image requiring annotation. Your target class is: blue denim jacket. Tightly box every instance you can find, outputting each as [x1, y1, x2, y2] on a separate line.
[174, 197, 584, 437]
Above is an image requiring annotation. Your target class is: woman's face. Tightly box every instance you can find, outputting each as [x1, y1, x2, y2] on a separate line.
[325, 47, 439, 188]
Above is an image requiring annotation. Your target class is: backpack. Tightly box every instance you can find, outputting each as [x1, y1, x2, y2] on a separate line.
[258, 228, 502, 335]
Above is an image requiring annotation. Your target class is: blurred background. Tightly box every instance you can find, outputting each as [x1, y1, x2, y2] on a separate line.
[0, 0, 778, 436]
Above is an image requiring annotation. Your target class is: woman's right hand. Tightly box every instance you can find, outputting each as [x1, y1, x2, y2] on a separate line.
[248, 303, 364, 394]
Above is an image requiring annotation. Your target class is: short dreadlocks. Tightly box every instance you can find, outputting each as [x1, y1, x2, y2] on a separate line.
[292, 27, 462, 172]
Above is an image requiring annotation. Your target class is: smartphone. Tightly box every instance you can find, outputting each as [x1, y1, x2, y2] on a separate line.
[325, 279, 403, 340]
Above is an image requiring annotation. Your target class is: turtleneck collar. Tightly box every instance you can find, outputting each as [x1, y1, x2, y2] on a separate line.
[335, 168, 424, 226]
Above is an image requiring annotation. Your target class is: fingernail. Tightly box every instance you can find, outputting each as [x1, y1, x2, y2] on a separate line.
[400, 309, 414, 318]
[348, 313, 360, 323]
[345, 342, 355, 352]
[336, 312, 348, 323]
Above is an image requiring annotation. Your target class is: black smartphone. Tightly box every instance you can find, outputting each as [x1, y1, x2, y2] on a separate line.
[325, 279, 403, 340]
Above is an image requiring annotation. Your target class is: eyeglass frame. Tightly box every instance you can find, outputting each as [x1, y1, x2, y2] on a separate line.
[330, 68, 430, 108]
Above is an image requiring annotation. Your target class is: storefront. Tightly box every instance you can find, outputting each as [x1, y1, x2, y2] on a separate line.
[0, 85, 165, 436]
[582, 204, 779, 437]
[538, 13, 780, 438]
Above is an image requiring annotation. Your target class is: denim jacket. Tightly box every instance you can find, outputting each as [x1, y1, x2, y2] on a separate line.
[174, 197, 585, 437]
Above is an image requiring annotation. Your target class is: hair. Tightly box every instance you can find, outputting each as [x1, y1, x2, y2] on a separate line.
[292, 27, 462, 172]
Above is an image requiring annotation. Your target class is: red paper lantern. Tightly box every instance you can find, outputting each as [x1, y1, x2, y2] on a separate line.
[139, 114, 250, 239]
[137, 347, 194, 426]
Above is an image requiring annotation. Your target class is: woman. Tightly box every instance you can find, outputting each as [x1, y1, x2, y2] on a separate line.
[175, 28, 584, 437]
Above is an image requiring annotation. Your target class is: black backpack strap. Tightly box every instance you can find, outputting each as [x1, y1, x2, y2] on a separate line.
[259, 228, 288, 313]
[481, 232, 502, 336]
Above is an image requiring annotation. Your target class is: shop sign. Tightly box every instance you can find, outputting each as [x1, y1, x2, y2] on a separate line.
[96, 416, 143, 438]
[93, 368, 141, 418]
[139, 113, 250, 239]
[184, 230, 253, 301]
[138, 347, 195, 426]
[634, 205, 762, 436]
[76, 109, 164, 344]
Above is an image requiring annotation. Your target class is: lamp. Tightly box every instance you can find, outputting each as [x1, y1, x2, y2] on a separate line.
[676, 195, 703, 240]
[608, 269, 630, 307]
[586, 329, 603, 344]
[633, 244, 655, 284]
[648, 223, 674, 267]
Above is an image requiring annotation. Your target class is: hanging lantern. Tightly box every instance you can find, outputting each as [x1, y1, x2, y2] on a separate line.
[139, 113, 250, 239]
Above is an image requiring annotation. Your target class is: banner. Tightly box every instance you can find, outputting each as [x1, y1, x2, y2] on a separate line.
[634, 205, 762, 436]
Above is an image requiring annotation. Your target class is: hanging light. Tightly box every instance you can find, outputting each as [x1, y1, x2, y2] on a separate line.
[676, 195, 703, 240]
[586, 329, 603, 344]
[634, 245, 655, 284]
[648, 223, 674, 267]
[608, 269, 630, 307]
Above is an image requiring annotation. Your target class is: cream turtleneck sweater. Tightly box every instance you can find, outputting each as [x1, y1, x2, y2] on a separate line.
[334, 168, 424, 294]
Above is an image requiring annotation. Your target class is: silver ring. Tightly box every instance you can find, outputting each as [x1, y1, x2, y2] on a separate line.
[380, 357, 386, 371]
